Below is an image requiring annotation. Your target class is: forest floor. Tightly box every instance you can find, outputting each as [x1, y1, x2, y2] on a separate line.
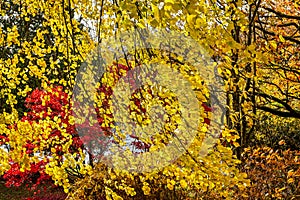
[0, 180, 66, 200]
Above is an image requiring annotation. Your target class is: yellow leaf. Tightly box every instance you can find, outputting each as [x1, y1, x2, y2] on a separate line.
[187, 14, 196, 25]
[278, 140, 285, 145]
[195, 17, 205, 28]
[288, 178, 294, 184]
[278, 187, 286, 192]
[288, 170, 294, 178]
[142, 185, 151, 195]
[279, 35, 285, 42]
[136, 22, 146, 29]
[217, 67, 223, 75]
[180, 179, 188, 188]
[270, 41, 277, 49]
[167, 183, 174, 190]
[233, 141, 240, 147]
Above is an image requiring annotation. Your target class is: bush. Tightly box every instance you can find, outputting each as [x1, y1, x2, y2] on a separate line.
[235, 147, 300, 199]
[250, 113, 300, 150]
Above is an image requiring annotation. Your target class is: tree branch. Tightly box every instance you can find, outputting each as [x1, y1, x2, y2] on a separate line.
[262, 6, 300, 20]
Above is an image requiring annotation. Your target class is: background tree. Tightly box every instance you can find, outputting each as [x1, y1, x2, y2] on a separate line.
[0, 0, 93, 192]
[0, 0, 251, 199]
[209, 0, 300, 156]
